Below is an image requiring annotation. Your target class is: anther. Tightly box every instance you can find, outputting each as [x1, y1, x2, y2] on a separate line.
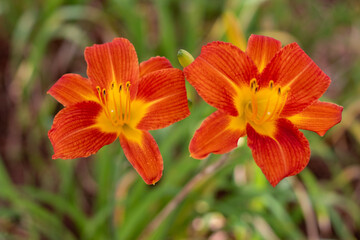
[254, 87, 258, 93]
[250, 79, 257, 89]
[278, 87, 281, 95]
[103, 89, 106, 97]
[269, 81, 274, 89]
[119, 84, 123, 92]
[111, 82, 114, 90]
[126, 81, 131, 89]
[96, 86, 105, 107]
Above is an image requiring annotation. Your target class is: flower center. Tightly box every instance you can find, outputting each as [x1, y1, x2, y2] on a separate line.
[96, 81, 132, 127]
[245, 78, 289, 125]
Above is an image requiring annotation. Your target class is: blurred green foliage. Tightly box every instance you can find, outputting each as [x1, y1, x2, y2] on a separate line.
[0, 0, 359, 239]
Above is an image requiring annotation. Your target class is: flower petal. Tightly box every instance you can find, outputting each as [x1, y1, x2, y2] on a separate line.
[246, 118, 310, 187]
[184, 41, 258, 116]
[246, 34, 282, 72]
[139, 56, 173, 78]
[136, 68, 190, 130]
[47, 74, 97, 106]
[119, 130, 163, 185]
[85, 38, 139, 96]
[48, 101, 117, 159]
[288, 100, 343, 136]
[261, 43, 331, 117]
[189, 110, 246, 159]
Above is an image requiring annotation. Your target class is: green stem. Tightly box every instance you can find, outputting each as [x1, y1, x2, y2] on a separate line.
[139, 152, 232, 239]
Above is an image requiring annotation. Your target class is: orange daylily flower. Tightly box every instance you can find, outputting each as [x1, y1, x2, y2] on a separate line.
[184, 34, 343, 186]
[48, 38, 190, 184]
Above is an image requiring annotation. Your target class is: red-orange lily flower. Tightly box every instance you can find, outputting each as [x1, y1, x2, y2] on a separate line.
[48, 38, 190, 184]
[184, 34, 343, 186]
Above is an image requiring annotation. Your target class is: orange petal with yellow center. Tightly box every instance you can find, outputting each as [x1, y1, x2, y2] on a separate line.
[139, 56, 173, 78]
[136, 68, 190, 130]
[189, 110, 246, 159]
[119, 131, 163, 185]
[184, 41, 258, 116]
[261, 43, 330, 117]
[246, 34, 282, 73]
[288, 100, 343, 136]
[49, 101, 117, 159]
[85, 38, 139, 96]
[47, 74, 97, 107]
[246, 118, 310, 187]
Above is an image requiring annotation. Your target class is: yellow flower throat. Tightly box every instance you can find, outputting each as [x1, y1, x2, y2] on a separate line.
[95, 80, 148, 141]
[245, 78, 289, 125]
[232, 78, 290, 137]
[96, 81, 132, 127]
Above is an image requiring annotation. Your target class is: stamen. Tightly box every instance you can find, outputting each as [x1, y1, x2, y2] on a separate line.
[250, 79, 257, 89]
[125, 81, 131, 121]
[249, 79, 259, 119]
[110, 81, 120, 125]
[119, 84, 123, 122]
[102, 89, 109, 111]
[276, 88, 290, 116]
[264, 87, 286, 122]
[96, 86, 102, 103]
[249, 81, 290, 124]
[258, 87, 273, 121]
[101, 87, 118, 125]
[96, 86, 110, 119]
[269, 80, 274, 89]
[96, 81, 134, 128]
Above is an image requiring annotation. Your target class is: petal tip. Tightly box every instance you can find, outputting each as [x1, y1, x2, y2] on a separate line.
[144, 170, 163, 185]
[269, 178, 281, 187]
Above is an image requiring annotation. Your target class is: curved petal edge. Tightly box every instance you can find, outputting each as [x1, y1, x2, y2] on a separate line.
[120, 131, 163, 185]
[49, 101, 117, 159]
[136, 68, 190, 130]
[139, 56, 173, 78]
[189, 110, 246, 159]
[247, 118, 310, 187]
[288, 101, 343, 136]
[47, 74, 97, 107]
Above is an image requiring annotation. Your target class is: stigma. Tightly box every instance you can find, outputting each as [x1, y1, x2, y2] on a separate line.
[245, 78, 289, 124]
[96, 81, 132, 127]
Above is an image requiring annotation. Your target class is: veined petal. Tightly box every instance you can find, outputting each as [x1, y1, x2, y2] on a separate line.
[261, 43, 330, 117]
[49, 101, 117, 159]
[47, 74, 97, 107]
[85, 38, 139, 97]
[189, 110, 246, 159]
[139, 56, 173, 78]
[120, 131, 163, 185]
[247, 118, 310, 187]
[136, 68, 190, 130]
[288, 101, 343, 136]
[184, 41, 258, 116]
[246, 34, 282, 73]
